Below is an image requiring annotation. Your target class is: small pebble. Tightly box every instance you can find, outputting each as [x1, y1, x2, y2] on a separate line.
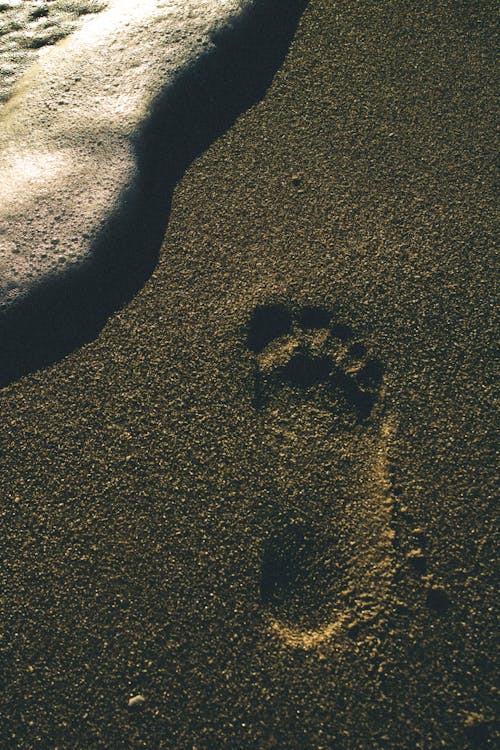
[128, 694, 146, 709]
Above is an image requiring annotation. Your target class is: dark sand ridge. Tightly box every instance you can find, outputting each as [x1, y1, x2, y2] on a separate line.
[0, 0, 497, 748]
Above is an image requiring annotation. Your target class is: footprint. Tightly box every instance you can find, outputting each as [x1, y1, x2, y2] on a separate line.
[247, 302, 396, 649]
[247, 302, 384, 423]
[260, 521, 348, 632]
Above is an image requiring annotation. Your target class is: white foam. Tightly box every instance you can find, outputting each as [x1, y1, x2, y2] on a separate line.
[0, 1, 109, 106]
[0, 0, 251, 312]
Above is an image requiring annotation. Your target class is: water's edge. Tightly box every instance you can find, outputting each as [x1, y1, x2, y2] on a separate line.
[0, 0, 308, 388]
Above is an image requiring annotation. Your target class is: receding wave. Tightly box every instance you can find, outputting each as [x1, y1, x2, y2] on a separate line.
[0, 0, 308, 388]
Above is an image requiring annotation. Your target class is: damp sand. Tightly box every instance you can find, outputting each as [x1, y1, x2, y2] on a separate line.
[0, 0, 497, 748]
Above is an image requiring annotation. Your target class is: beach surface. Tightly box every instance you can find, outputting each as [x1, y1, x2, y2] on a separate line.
[0, 0, 497, 748]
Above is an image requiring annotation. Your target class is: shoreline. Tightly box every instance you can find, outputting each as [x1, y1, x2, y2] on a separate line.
[0, 0, 307, 388]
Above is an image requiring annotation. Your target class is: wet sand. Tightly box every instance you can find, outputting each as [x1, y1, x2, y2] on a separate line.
[0, 1, 497, 748]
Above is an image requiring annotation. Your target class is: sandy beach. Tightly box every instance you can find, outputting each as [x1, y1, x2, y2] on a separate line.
[0, 1, 497, 747]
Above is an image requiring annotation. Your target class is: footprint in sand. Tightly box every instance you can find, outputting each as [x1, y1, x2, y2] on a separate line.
[247, 302, 397, 649]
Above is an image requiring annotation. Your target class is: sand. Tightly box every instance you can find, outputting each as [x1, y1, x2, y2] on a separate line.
[0, 0, 497, 748]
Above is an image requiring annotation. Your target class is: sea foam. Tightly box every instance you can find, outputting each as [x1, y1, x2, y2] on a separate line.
[0, 0, 306, 386]
[0, 1, 109, 106]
